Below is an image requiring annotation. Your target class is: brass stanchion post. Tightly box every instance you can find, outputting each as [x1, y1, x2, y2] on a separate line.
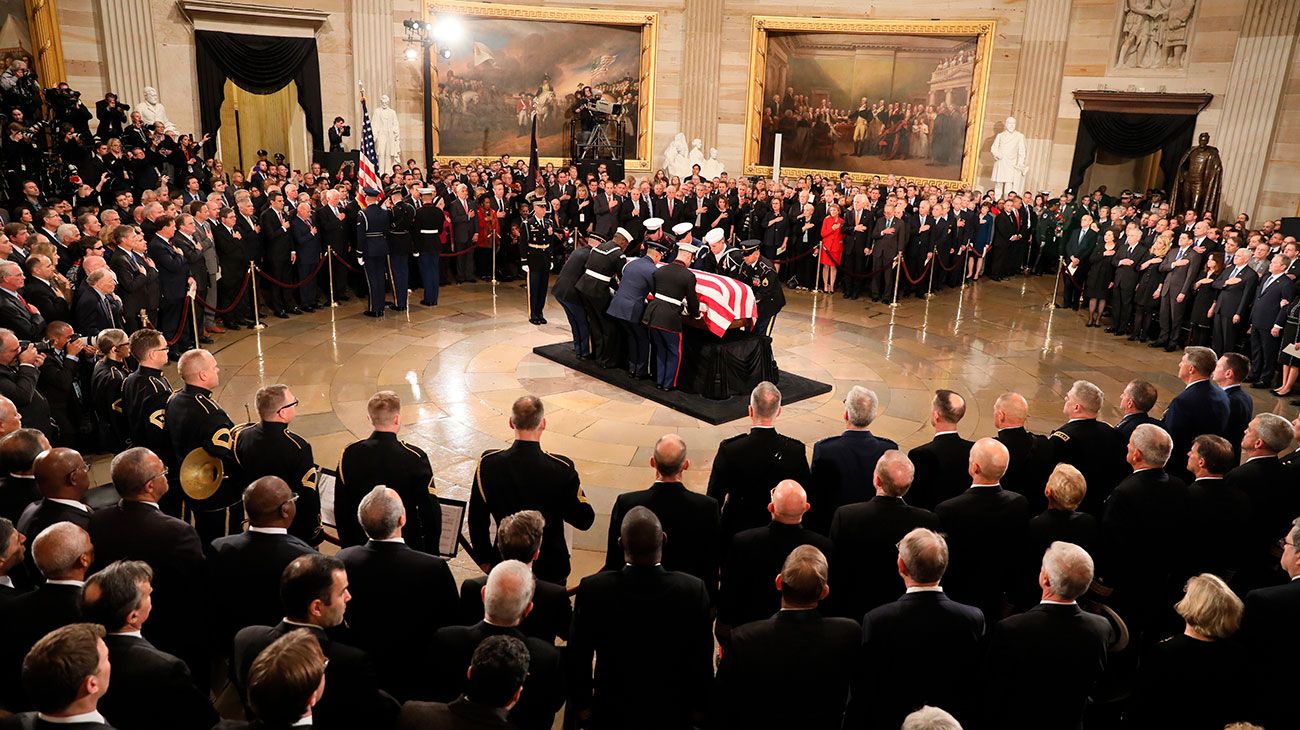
[327, 247, 337, 308]
[249, 262, 265, 330]
[890, 253, 902, 308]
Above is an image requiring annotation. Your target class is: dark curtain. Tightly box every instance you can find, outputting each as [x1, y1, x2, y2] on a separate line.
[194, 30, 324, 153]
[1068, 110, 1197, 193]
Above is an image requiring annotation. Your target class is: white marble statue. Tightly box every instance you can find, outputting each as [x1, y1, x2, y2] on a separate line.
[700, 147, 725, 179]
[990, 116, 1027, 200]
[137, 86, 172, 129]
[688, 138, 706, 172]
[371, 94, 401, 171]
[1116, 0, 1198, 69]
[662, 132, 692, 179]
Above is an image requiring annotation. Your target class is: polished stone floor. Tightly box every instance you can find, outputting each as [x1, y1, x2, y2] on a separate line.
[132, 275, 1296, 585]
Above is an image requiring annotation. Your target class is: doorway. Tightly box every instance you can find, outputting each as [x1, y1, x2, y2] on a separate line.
[216, 79, 309, 175]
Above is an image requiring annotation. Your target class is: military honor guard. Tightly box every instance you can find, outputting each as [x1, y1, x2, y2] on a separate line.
[641, 217, 670, 255]
[356, 187, 390, 318]
[671, 221, 700, 253]
[576, 230, 631, 368]
[166, 348, 239, 543]
[386, 185, 414, 311]
[608, 228, 660, 379]
[693, 227, 743, 278]
[740, 239, 786, 337]
[643, 242, 702, 392]
[522, 199, 558, 325]
[230, 384, 323, 546]
[412, 188, 443, 305]
[552, 234, 594, 358]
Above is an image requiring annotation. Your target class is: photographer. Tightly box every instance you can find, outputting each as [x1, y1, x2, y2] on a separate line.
[95, 92, 129, 139]
[0, 59, 41, 126]
[37, 320, 91, 447]
[46, 82, 92, 140]
[0, 326, 52, 438]
[3, 121, 40, 206]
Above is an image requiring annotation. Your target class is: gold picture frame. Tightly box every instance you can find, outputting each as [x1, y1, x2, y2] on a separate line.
[425, 0, 658, 171]
[743, 16, 996, 188]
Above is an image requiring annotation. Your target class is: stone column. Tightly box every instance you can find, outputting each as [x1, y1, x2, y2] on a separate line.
[351, 0, 395, 129]
[680, 0, 723, 151]
[98, 0, 159, 102]
[1215, 0, 1300, 217]
[1010, 0, 1072, 192]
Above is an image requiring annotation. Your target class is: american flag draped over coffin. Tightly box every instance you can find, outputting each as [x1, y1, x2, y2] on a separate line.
[645, 263, 756, 337]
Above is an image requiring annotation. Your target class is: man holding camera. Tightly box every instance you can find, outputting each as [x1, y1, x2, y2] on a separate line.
[95, 92, 129, 139]
[0, 327, 52, 439]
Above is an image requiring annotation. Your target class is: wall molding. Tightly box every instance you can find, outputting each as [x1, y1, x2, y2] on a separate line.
[176, 0, 328, 37]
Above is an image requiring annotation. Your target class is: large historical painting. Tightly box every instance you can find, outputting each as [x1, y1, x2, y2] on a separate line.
[744, 18, 996, 187]
[427, 1, 657, 169]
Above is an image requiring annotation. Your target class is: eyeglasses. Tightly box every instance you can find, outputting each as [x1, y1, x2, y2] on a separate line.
[277, 400, 300, 413]
[146, 466, 169, 483]
[66, 462, 89, 480]
[1278, 538, 1296, 550]
[279, 492, 300, 511]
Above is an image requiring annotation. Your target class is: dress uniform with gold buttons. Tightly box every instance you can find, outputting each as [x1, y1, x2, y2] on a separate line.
[386, 186, 414, 311]
[336, 431, 442, 555]
[739, 239, 785, 337]
[521, 199, 557, 325]
[167, 381, 238, 543]
[122, 361, 179, 514]
[231, 420, 323, 546]
[91, 357, 130, 451]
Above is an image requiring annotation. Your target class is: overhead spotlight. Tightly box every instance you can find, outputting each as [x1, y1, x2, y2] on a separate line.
[425, 21, 436, 32]
[431, 16, 463, 44]
[404, 47, 419, 61]
[402, 19, 417, 29]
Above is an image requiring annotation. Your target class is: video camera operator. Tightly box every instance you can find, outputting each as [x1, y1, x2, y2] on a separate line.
[45, 82, 92, 140]
[95, 92, 129, 139]
[0, 59, 41, 125]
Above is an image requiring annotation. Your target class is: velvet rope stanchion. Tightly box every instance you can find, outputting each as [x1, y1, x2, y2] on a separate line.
[165, 295, 192, 347]
[190, 295, 201, 349]
[1049, 256, 1065, 309]
[326, 246, 337, 308]
[890, 254, 902, 308]
[193, 269, 252, 314]
[254, 254, 329, 288]
[249, 262, 265, 331]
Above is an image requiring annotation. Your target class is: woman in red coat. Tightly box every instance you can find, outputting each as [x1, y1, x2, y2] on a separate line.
[819, 202, 844, 293]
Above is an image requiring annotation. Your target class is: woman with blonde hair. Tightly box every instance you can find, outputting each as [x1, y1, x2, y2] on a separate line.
[1122, 573, 1248, 728]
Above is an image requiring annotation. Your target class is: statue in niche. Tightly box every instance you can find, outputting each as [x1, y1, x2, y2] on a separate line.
[1116, 0, 1198, 70]
[371, 94, 401, 171]
[137, 86, 172, 128]
[700, 147, 725, 179]
[1171, 132, 1222, 220]
[662, 132, 692, 179]
[990, 116, 1027, 201]
[688, 138, 706, 173]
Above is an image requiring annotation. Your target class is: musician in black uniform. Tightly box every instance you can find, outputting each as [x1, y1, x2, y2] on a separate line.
[386, 186, 413, 312]
[740, 239, 786, 338]
[230, 384, 322, 546]
[335, 390, 442, 554]
[412, 188, 443, 306]
[575, 231, 630, 368]
[122, 329, 179, 516]
[90, 328, 130, 452]
[643, 242, 702, 392]
[521, 199, 557, 325]
[356, 187, 390, 318]
[166, 348, 237, 544]
[469, 394, 595, 585]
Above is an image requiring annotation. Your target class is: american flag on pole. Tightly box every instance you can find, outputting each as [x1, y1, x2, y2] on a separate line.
[355, 96, 381, 206]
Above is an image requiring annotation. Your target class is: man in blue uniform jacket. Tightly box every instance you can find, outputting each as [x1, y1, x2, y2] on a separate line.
[355, 187, 390, 317]
[608, 228, 665, 379]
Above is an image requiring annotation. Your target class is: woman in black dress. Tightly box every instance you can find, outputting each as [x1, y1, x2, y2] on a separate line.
[1187, 253, 1224, 347]
[1273, 298, 1300, 397]
[1084, 229, 1117, 327]
[1130, 233, 1169, 341]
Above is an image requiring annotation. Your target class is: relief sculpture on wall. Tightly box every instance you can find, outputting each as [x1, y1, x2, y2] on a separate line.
[1115, 0, 1197, 70]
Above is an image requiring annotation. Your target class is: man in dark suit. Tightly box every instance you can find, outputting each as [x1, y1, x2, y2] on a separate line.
[1115, 379, 1160, 445]
[935, 438, 1030, 621]
[1213, 352, 1254, 460]
[840, 195, 874, 300]
[808, 385, 898, 534]
[73, 268, 125, 337]
[208, 477, 317, 643]
[1161, 346, 1231, 482]
[459, 510, 570, 643]
[146, 215, 195, 357]
[1107, 223, 1150, 334]
[444, 184, 476, 286]
[338, 485, 459, 702]
[469, 395, 594, 585]
[8, 623, 115, 730]
[1101, 423, 1188, 643]
[0, 260, 47, 341]
[429, 560, 564, 730]
[395, 635, 527, 730]
[983, 542, 1114, 730]
[0, 517, 26, 607]
[0, 427, 47, 525]
[708, 382, 812, 541]
[258, 193, 297, 318]
[714, 545, 859, 730]
[1247, 254, 1294, 388]
[1227, 413, 1299, 593]
[313, 190, 350, 305]
[1049, 380, 1129, 516]
[717, 480, 832, 639]
[1150, 231, 1203, 349]
[1239, 517, 1300, 729]
[107, 224, 159, 333]
[849, 528, 985, 730]
[603, 434, 721, 596]
[989, 198, 1027, 281]
[1211, 247, 1259, 354]
[592, 182, 618, 241]
[571, 507, 713, 730]
[81, 559, 218, 730]
[0, 521, 92, 711]
[992, 392, 1054, 513]
[869, 202, 907, 301]
[21, 255, 70, 325]
[1183, 434, 1251, 580]
[87, 447, 207, 678]
[218, 629, 328, 730]
[231, 554, 399, 730]
[1059, 215, 1097, 309]
[17, 447, 92, 572]
[213, 206, 252, 327]
[908, 389, 976, 511]
[0, 335, 53, 440]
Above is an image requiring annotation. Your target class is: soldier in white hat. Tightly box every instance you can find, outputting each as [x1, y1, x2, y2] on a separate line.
[607, 228, 664, 379]
[672, 221, 699, 252]
[693, 227, 743, 279]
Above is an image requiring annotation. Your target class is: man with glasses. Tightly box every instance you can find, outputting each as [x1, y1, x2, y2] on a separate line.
[122, 328, 176, 512]
[0, 259, 45, 341]
[230, 384, 322, 546]
[166, 348, 235, 545]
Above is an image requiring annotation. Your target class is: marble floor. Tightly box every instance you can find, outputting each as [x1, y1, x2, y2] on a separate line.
[118, 275, 1297, 587]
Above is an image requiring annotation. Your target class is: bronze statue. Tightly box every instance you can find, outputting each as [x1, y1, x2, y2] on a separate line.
[1171, 132, 1222, 220]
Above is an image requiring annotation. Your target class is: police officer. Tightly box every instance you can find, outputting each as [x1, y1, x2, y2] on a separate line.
[412, 188, 443, 306]
[643, 242, 701, 392]
[230, 383, 322, 546]
[608, 228, 661, 378]
[693, 227, 743, 278]
[386, 185, 414, 311]
[122, 328, 179, 516]
[521, 199, 557, 325]
[575, 231, 631, 368]
[166, 348, 238, 544]
[356, 187, 390, 318]
[739, 239, 785, 337]
[469, 394, 595, 585]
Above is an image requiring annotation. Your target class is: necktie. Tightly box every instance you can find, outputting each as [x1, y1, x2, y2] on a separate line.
[1012, 210, 1018, 227]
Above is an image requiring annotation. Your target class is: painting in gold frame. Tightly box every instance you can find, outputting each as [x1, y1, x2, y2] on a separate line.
[743, 17, 996, 188]
[426, 1, 658, 171]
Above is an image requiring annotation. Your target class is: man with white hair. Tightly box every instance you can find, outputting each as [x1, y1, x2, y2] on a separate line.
[431, 560, 563, 730]
[983, 542, 1113, 730]
[808, 385, 899, 533]
[901, 706, 963, 730]
[338, 485, 458, 701]
[1049, 380, 1127, 515]
[708, 382, 812, 539]
[1227, 412, 1298, 591]
[74, 267, 123, 335]
[935, 437, 1029, 620]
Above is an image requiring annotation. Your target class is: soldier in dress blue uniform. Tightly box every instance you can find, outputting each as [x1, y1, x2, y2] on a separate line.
[643, 242, 702, 391]
[356, 187, 390, 318]
[521, 199, 558, 325]
[608, 228, 665, 378]
[693, 227, 743, 278]
[386, 185, 414, 312]
[740, 239, 785, 338]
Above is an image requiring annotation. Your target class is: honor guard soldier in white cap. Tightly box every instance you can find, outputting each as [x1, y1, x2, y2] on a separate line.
[643, 217, 668, 249]
[693, 227, 743, 279]
[643, 241, 701, 391]
[740, 239, 785, 337]
[521, 199, 558, 325]
[356, 187, 390, 317]
[608, 228, 662, 378]
[575, 230, 631, 368]
[412, 188, 443, 306]
[672, 221, 698, 252]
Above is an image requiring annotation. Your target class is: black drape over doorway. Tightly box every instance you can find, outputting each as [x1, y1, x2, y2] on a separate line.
[1068, 110, 1196, 193]
[194, 30, 324, 152]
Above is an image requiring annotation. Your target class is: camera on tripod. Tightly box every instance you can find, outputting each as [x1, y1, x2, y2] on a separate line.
[589, 99, 622, 117]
